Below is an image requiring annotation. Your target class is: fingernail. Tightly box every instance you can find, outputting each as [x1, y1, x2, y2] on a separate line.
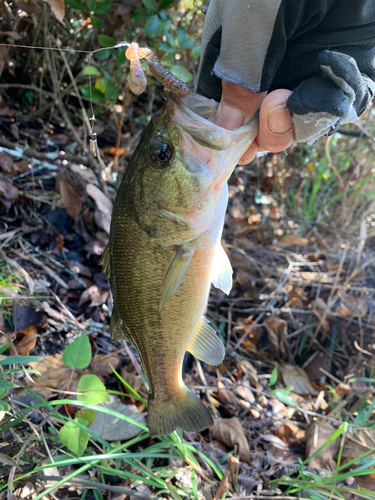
[216, 103, 246, 130]
[267, 105, 293, 134]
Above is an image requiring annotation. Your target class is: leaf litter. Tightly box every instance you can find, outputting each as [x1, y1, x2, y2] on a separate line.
[0, 31, 375, 500]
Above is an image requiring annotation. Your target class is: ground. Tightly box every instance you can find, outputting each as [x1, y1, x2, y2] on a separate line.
[1, 2, 375, 499]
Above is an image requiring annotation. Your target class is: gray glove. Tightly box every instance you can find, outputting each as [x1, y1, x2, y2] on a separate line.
[197, 0, 375, 143]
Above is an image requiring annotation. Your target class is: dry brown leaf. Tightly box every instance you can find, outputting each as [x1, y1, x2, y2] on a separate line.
[29, 353, 82, 397]
[56, 173, 82, 219]
[280, 364, 318, 396]
[0, 174, 18, 202]
[263, 316, 287, 358]
[120, 367, 148, 397]
[0, 46, 8, 75]
[211, 417, 250, 464]
[86, 184, 112, 217]
[236, 380, 255, 404]
[0, 31, 22, 41]
[305, 421, 339, 470]
[14, 0, 38, 14]
[213, 469, 230, 500]
[338, 293, 367, 318]
[90, 353, 120, 379]
[238, 359, 260, 389]
[78, 285, 108, 307]
[46, 0, 65, 23]
[10, 326, 37, 356]
[272, 234, 309, 248]
[90, 397, 146, 441]
[0, 152, 17, 176]
[276, 423, 305, 445]
[342, 428, 375, 459]
[215, 381, 246, 410]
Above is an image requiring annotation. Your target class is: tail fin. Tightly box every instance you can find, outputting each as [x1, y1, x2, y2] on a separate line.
[148, 387, 213, 437]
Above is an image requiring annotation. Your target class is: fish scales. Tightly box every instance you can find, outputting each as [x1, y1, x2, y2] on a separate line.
[103, 93, 258, 437]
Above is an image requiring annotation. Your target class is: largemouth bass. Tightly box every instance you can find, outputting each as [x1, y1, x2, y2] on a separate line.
[101, 93, 258, 437]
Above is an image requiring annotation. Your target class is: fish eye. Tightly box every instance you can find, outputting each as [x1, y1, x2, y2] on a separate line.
[149, 139, 173, 169]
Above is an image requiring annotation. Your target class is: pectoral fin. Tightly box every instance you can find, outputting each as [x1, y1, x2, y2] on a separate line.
[99, 244, 111, 279]
[160, 248, 193, 312]
[211, 243, 232, 294]
[187, 317, 225, 366]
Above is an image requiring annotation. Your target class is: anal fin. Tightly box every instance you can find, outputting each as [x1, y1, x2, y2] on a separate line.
[99, 244, 111, 279]
[160, 248, 193, 312]
[211, 243, 232, 294]
[110, 309, 132, 344]
[187, 317, 225, 366]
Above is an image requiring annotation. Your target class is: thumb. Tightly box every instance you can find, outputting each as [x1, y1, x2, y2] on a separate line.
[216, 81, 267, 130]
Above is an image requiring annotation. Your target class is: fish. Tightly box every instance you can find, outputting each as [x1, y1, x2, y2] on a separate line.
[100, 92, 258, 437]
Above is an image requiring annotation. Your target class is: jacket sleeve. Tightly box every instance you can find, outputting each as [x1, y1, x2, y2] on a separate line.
[197, 0, 375, 143]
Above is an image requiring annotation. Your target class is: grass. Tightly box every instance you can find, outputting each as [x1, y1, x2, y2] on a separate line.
[0, 368, 224, 500]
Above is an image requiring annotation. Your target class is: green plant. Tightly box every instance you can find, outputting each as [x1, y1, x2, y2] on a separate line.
[0, 333, 223, 498]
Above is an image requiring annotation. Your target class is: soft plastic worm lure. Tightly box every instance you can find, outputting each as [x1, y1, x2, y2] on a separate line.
[125, 42, 189, 98]
[125, 43, 148, 95]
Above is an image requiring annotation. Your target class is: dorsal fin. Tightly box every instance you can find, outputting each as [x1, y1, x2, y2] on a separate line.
[211, 243, 232, 294]
[160, 248, 193, 312]
[187, 317, 225, 366]
[99, 244, 111, 279]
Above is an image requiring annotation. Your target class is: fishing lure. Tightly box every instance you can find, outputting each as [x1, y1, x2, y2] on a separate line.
[125, 42, 189, 98]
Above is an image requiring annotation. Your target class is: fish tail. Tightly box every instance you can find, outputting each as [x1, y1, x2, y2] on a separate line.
[148, 387, 213, 437]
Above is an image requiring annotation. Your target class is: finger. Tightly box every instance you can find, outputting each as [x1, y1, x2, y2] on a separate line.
[256, 89, 295, 152]
[216, 81, 267, 130]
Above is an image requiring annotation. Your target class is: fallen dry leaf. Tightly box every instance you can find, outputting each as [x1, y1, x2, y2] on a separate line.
[29, 353, 82, 398]
[215, 381, 247, 410]
[305, 421, 339, 470]
[236, 380, 255, 404]
[0, 152, 17, 176]
[14, 0, 38, 14]
[342, 428, 375, 459]
[238, 359, 261, 390]
[272, 234, 309, 248]
[90, 353, 120, 379]
[213, 469, 230, 500]
[86, 184, 113, 233]
[120, 367, 148, 398]
[90, 397, 146, 441]
[338, 293, 367, 318]
[0, 31, 22, 41]
[56, 172, 82, 219]
[263, 316, 287, 358]
[0, 174, 18, 202]
[10, 326, 37, 356]
[276, 422, 305, 445]
[46, 0, 65, 23]
[211, 417, 250, 464]
[280, 364, 318, 396]
[78, 285, 108, 307]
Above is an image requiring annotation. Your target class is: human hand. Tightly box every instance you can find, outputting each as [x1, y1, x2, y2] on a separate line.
[215, 82, 294, 164]
[197, 0, 375, 154]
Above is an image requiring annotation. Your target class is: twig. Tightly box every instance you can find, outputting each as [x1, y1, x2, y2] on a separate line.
[12, 249, 68, 289]
[36, 474, 151, 499]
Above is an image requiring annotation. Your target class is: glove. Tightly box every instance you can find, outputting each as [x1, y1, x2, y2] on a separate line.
[196, 0, 375, 143]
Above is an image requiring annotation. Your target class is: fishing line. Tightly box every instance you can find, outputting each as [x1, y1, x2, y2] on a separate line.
[0, 40, 131, 158]
[0, 40, 130, 54]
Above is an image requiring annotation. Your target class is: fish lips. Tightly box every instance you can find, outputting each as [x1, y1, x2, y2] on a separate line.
[168, 93, 259, 154]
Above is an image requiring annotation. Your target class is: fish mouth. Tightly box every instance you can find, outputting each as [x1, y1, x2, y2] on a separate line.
[168, 93, 259, 153]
